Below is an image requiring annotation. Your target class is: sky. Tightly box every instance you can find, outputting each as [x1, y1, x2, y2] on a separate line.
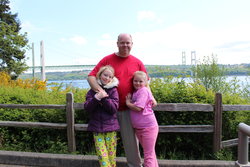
[9, 0, 250, 66]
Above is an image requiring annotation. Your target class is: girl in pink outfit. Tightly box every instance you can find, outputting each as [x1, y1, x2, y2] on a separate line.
[125, 71, 159, 167]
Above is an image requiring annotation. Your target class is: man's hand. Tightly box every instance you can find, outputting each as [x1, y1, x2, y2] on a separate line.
[125, 93, 132, 105]
[95, 89, 108, 100]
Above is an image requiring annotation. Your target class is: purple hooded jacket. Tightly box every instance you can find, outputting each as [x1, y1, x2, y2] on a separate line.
[84, 77, 119, 133]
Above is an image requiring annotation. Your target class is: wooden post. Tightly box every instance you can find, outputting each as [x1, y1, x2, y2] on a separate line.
[66, 92, 76, 152]
[213, 92, 222, 152]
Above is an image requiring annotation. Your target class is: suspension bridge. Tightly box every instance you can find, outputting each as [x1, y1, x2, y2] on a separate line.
[27, 65, 95, 72]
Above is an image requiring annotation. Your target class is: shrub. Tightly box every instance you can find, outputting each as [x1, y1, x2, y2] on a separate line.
[0, 72, 89, 153]
[150, 76, 249, 160]
[0, 72, 249, 160]
[0, 71, 47, 90]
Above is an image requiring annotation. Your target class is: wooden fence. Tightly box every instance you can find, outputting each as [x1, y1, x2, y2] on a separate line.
[0, 92, 250, 153]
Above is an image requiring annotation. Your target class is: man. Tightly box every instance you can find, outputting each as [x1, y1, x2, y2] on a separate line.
[87, 33, 157, 167]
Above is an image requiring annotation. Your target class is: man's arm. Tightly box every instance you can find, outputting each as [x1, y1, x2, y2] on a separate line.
[87, 76, 103, 92]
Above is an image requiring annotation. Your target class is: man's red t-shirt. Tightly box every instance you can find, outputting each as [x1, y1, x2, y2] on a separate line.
[88, 53, 147, 111]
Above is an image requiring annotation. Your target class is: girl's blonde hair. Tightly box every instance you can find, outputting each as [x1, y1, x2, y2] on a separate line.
[96, 65, 115, 79]
[133, 71, 148, 86]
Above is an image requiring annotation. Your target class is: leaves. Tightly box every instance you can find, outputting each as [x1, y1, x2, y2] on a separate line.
[0, 0, 29, 79]
[191, 55, 226, 92]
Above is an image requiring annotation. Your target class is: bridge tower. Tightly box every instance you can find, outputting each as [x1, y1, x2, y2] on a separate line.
[190, 51, 196, 76]
[182, 51, 186, 65]
[40, 40, 46, 81]
[191, 51, 196, 66]
[32, 43, 35, 78]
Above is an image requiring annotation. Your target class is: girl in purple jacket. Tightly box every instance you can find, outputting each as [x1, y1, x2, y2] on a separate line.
[84, 65, 119, 167]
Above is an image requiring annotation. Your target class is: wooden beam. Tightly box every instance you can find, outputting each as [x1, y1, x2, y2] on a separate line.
[153, 103, 214, 112]
[222, 105, 250, 111]
[66, 93, 76, 152]
[221, 138, 239, 148]
[213, 93, 222, 153]
[159, 125, 214, 133]
[0, 121, 66, 129]
[0, 104, 65, 109]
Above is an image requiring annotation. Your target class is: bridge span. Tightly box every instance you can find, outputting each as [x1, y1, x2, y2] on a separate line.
[25, 65, 95, 81]
[27, 65, 95, 72]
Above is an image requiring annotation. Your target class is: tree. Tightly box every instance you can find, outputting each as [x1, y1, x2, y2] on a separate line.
[191, 55, 226, 92]
[0, 0, 29, 79]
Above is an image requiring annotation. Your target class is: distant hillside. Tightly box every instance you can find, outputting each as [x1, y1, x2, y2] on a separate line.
[19, 64, 250, 80]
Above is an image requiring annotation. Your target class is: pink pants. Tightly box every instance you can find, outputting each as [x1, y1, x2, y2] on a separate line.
[135, 126, 159, 167]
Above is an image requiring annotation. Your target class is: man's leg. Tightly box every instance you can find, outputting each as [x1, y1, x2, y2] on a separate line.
[117, 110, 142, 167]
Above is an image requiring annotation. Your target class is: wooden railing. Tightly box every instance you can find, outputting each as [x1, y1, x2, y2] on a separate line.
[0, 92, 250, 153]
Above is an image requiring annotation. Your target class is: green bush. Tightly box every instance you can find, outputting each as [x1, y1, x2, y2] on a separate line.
[0, 74, 249, 160]
[150, 76, 250, 160]
[0, 85, 88, 153]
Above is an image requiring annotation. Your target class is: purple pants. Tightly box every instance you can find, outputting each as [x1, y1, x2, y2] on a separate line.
[135, 126, 159, 167]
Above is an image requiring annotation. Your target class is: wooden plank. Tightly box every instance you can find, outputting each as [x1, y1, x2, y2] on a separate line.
[153, 103, 214, 112]
[0, 121, 66, 129]
[74, 103, 214, 112]
[213, 93, 222, 153]
[0, 104, 65, 109]
[221, 138, 238, 148]
[221, 138, 250, 148]
[66, 93, 76, 152]
[75, 124, 88, 131]
[159, 125, 214, 133]
[75, 124, 214, 133]
[222, 105, 250, 111]
[2, 103, 250, 112]
[73, 103, 84, 110]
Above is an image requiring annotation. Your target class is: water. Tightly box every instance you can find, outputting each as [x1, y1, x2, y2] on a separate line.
[47, 79, 90, 89]
[47, 76, 249, 89]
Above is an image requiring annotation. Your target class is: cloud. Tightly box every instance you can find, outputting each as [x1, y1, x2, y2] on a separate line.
[97, 33, 116, 47]
[137, 11, 155, 21]
[69, 36, 87, 46]
[60, 38, 67, 42]
[131, 22, 250, 65]
[73, 57, 100, 65]
[133, 22, 209, 50]
[137, 11, 162, 23]
[101, 33, 112, 39]
[21, 21, 46, 33]
[217, 41, 250, 52]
